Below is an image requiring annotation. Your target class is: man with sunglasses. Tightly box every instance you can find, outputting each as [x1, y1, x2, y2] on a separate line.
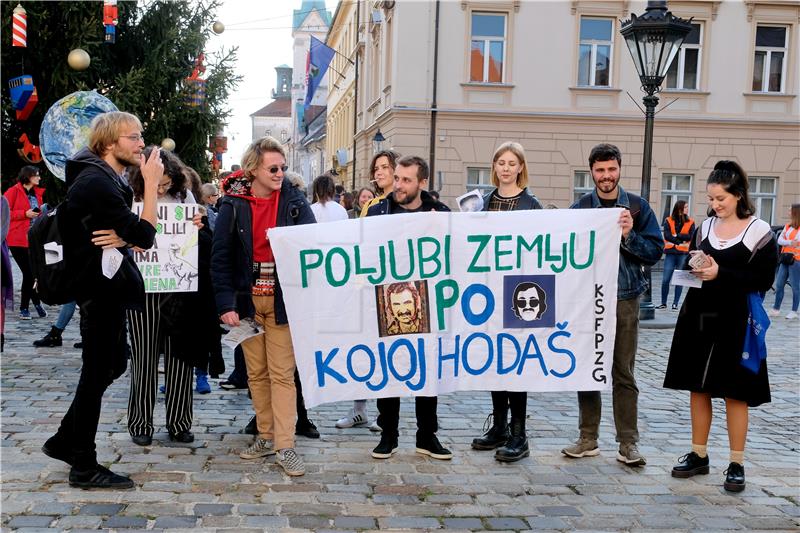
[211, 136, 315, 476]
[561, 143, 662, 467]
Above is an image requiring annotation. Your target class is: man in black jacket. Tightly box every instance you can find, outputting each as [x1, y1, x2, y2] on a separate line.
[366, 155, 453, 461]
[42, 111, 162, 489]
[211, 136, 316, 476]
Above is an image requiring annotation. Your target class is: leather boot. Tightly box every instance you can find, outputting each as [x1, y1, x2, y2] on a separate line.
[471, 412, 510, 450]
[33, 326, 63, 347]
[495, 418, 529, 462]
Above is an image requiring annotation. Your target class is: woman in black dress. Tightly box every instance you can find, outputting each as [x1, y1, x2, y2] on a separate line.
[664, 161, 777, 493]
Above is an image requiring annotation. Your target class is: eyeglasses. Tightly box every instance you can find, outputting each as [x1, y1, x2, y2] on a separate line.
[515, 297, 540, 308]
[264, 165, 288, 175]
[120, 134, 145, 142]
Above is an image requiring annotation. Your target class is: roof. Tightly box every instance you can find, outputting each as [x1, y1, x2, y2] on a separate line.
[304, 105, 326, 125]
[293, 0, 332, 31]
[250, 98, 292, 118]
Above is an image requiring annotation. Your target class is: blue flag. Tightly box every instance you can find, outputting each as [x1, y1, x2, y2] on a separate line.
[741, 292, 770, 374]
[304, 36, 335, 110]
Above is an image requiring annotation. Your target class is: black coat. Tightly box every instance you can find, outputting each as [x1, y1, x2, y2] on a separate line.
[365, 189, 451, 216]
[211, 180, 315, 324]
[481, 188, 543, 211]
[63, 148, 156, 309]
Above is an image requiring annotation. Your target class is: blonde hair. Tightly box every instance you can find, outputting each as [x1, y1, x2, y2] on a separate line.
[241, 136, 286, 180]
[88, 111, 142, 156]
[490, 141, 528, 189]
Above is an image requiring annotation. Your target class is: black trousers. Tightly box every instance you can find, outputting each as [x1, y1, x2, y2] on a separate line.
[491, 391, 527, 421]
[377, 396, 438, 440]
[50, 295, 128, 470]
[9, 246, 40, 309]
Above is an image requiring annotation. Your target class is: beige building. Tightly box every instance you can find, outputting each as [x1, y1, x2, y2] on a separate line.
[326, 0, 799, 225]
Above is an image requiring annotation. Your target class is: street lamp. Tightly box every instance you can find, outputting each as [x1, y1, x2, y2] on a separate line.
[372, 129, 385, 153]
[620, 0, 692, 320]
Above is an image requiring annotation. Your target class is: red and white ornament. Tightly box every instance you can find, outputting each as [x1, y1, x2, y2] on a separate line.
[12, 4, 26, 47]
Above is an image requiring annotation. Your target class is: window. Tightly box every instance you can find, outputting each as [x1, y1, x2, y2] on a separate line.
[753, 26, 788, 93]
[750, 176, 777, 224]
[281, 130, 288, 142]
[578, 18, 613, 87]
[466, 167, 492, 193]
[661, 174, 693, 220]
[470, 12, 506, 83]
[265, 129, 271, 138]
[666, 23, 702, 90]
[573, 171, 594, 203]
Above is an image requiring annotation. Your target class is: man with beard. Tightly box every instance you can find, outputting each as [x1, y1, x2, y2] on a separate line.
[365, 155, 451, 460]
[42, 111, 162, 489]
[511, 282, 547, 321]
[385, 282, 422, 334]
[562, 143, 662, 467]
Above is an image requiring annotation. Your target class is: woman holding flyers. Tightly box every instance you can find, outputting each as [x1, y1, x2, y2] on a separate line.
[471, 141, 542, 462]
[664, 161, 777, 492]
[126, 147, 206, 446]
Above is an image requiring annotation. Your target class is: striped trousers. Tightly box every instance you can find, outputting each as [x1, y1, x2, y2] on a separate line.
[126, 293, 193, 437]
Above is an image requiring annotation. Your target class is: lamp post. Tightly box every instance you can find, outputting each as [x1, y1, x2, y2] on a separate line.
[620, 0, 692, 320]
[372, 129, 385, 153]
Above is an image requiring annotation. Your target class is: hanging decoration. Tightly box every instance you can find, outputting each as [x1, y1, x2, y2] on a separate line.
[12, 4, 26, 47]
[103, 0, 118, 44]
[185, 53, 207, 108]
[8, 75, 35, 109]
[161, 138, 176, 151]
[17, 133, 42, 164]
[208, 134, 227, 174]
[68, 48, 91, 70]
[16, 86, 38, 120]
[212, 21, 225, 34]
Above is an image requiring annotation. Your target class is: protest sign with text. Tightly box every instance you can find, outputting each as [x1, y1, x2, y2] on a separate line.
[132, 202, 199, 293]
[270, 209, 621, 408]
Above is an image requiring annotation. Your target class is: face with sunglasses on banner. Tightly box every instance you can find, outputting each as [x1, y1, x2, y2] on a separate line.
[250, 150, 289, 198]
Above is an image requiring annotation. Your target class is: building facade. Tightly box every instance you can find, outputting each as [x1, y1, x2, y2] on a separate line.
[326, 0, 799, 226]
[250, 65, 292, 144]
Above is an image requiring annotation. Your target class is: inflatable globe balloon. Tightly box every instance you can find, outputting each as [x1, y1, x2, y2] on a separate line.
[39, 91, 118, 180]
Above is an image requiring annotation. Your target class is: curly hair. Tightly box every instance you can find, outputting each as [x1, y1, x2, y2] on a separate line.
[128, 146, 188, 202]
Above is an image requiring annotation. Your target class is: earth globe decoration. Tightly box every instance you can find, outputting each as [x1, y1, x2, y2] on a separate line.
[39, 90, 118, 180]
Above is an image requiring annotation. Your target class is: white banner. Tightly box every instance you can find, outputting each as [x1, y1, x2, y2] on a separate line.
[270, 209, 621, 408]
[132, 202, 199, 293]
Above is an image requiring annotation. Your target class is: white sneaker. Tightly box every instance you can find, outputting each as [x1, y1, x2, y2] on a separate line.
[335, 411, 368, 428]
[767, 308, 780, 317]
[369, 421, 382, 432]
[786, 311, 798, 320]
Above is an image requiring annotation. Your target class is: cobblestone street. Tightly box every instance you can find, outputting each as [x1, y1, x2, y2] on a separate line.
[2, 276, 798, 532]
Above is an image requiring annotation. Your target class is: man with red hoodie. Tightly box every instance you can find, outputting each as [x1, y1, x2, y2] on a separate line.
[211, 136, 315, 476]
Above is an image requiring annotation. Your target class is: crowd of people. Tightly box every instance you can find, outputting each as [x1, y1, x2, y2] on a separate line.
[0, 110, 789, 494]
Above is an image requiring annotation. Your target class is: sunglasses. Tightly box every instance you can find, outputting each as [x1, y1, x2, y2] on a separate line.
[515, 297, 540, 308]
[265, 165, 288, 175]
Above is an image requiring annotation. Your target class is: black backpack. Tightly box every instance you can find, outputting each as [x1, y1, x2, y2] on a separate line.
[28, 202, 74, 305]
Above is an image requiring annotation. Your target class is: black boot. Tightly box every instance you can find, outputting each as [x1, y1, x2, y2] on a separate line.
[495, 418, 529, 462]
[33, 326, 63, 347]
[471, 413, 510, 450]
[241, 415, 258, 435]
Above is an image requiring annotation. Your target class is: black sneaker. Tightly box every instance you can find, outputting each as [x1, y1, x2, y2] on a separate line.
[416, 435, 453, 460]
[371, 434, 398, 459]
[168, 430, 194, 443]
[69, 465, 134, 489]
[295, 418, 320, 439]
[723, 462, 745, 492]
[671, 451, 710, 478]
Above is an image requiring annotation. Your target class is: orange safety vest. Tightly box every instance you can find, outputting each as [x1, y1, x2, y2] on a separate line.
[663, 217, 693, 253]
[781, 225, 800, 260]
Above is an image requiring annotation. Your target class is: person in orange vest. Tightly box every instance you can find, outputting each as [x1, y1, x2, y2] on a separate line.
[659, 200, 695, 310]
[768, 203, 800, 319]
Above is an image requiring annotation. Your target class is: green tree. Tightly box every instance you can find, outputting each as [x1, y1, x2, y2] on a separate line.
[1, 0, 240, 198]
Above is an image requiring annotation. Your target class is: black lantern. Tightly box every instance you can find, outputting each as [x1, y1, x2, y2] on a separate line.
[372, 129, 385, 153]
[620, 1, 691, 321]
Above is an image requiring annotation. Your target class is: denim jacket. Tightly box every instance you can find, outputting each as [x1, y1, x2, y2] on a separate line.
[570, 186, 663, 300]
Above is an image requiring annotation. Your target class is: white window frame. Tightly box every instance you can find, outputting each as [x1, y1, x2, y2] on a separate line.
[466, 167, 493, 193]
[573, 170, 594, 203]
[750, 176, 778, 224]
[666, 23, 703, 90]
[577, 17, 614, 87]
[661, 173, 693, 220]
[753, 25, 788, 93]
[470, 12, 507, 83]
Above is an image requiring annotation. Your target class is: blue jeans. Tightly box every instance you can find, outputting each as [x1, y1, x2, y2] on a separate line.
[55, 301, 77, 330]
[773, 261, 800, 312]
[661, 254, 688, 306]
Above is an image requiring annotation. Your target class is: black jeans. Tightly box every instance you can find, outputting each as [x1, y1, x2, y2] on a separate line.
[227, 345, 249, 386]
[9, 246, 40, 309]
[50, 295, 128, 470]
[490, 391, 527, 422]
[377, 396, 438, 441]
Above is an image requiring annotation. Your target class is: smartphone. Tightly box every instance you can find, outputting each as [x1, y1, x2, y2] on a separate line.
[688, 250, 710, 270]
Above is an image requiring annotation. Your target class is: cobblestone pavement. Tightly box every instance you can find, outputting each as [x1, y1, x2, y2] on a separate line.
[1, 276, 798, 532]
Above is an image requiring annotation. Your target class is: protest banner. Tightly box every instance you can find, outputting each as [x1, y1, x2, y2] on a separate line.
[132, 202, 200, 293]
[270, 208, 621, 408]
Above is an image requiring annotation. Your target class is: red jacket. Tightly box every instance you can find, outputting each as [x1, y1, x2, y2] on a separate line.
[3, 182, 45, 248]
